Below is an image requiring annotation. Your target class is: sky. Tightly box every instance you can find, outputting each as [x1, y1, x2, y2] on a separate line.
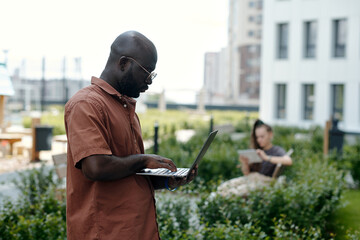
[1, 0, 228, 103]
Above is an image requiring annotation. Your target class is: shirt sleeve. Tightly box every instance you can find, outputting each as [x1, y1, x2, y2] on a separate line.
[272, 146, 287, 157]
[65, 100, 112, 168]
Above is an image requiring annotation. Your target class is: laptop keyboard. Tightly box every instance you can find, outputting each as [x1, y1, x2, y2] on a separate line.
[142, 168, 189, 177]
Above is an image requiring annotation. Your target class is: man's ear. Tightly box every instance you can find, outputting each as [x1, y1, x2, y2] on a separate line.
[118, 57, 128, 71]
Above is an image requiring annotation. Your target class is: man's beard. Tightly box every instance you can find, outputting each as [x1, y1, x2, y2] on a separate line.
[118, 71, 140, 98]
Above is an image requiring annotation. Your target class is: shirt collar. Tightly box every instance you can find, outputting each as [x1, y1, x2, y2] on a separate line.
[91, 76, 136, 105]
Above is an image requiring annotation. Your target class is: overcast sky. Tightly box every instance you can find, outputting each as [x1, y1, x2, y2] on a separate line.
[1, 0, 228, 103]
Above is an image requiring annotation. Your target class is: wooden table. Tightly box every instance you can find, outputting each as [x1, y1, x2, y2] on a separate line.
[0, 133, 23, 155]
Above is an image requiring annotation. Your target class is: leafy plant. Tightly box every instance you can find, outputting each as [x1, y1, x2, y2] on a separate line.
[0, 165, 66, 240]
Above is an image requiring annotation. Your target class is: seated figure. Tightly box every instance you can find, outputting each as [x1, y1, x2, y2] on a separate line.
[217, 119, 292, 197]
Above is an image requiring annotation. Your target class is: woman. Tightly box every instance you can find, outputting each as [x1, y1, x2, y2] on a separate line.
[240, 119, 292, 177]
[217, 119, 292, 197]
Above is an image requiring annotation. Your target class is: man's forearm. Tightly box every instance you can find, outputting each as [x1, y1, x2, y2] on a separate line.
[81, 154, 147, 181]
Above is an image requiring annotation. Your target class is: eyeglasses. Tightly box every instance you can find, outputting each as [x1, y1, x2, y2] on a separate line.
[121, 56, 157, 83]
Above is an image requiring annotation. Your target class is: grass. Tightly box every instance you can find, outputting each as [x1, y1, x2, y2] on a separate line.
[137, 109, 258, 139]
[329, 189, 360, 239]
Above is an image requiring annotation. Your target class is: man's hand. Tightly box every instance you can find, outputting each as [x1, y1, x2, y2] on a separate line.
[144, 154, 177, 172]
[168, 165, 198, 189]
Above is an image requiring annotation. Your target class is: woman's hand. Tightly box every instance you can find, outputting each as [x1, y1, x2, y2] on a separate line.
[239, 155, 249, 165]
[256, 149, 269, 161]
[238, 156, 250, 175]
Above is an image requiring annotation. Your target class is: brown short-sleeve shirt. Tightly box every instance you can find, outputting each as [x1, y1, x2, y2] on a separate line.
[64, 77, 160, 240]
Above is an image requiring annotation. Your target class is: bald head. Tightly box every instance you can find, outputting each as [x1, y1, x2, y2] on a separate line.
[108, 31, 157, 65]
[100, 31, 158, 97]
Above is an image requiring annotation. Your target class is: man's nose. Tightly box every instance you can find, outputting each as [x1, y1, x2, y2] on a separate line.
[145, 78, 152, 85]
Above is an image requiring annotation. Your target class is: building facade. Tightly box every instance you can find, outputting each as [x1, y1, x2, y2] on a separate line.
[260, 0, 360, 131]
[203, 0, 262, 107]
[227, 0, 262, 105]
[203, 51, 229, 105]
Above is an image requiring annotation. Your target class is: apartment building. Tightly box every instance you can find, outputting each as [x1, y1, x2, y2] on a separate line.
[203, 0, 263, 106]
[227, 0, 263, 104]
[260, 0, 360, 131]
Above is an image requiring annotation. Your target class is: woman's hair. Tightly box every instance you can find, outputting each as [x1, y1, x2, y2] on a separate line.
[250, 119, 273, 149]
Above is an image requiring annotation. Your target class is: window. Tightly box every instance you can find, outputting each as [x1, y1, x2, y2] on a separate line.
[303, 84, 315, 120]
[331, 84, 344, 120]
[276, 84, 287, 119]
[332, 19, 347, 58]
[246, 58, 260, 67]
[248, 45, 259, 53]
[249, 1, 255, 8]
[248, 30, 254, 37]
[245, 74, 260, 82]
[277, 23, 289, 59]
[304, 21, 317, 58]
[256, 29, 262, 39]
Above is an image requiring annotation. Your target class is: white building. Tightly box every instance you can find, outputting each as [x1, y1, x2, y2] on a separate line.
[260, 0, 360, 132]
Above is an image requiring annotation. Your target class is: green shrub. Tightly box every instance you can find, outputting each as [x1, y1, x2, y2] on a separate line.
[271, 215, 324, 240]
[11, 165, 63, 205]
[333, 142, 360, 184]
[156, 193, 198, 240]
[196, 155, 344, 238]
[201, 221, 267, 240]
[0, 165, 66, 240]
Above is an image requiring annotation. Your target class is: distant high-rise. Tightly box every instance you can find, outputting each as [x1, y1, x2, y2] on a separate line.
[203, 0, 262, 106]
[204, 52, 227, 105]
[228, 0, 262, 103]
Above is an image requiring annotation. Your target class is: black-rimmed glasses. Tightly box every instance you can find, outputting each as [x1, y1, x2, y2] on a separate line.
[121, 56, 157, 83]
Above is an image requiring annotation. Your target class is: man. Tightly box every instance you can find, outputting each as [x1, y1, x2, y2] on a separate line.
[64, 31, 196, 240]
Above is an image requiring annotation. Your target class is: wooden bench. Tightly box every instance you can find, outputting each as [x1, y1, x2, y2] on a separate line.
[52, 153, 67, 200]
[52, 153, 67, 180]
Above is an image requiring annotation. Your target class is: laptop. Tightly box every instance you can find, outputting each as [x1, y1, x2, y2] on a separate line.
[136, 130, 218, 178]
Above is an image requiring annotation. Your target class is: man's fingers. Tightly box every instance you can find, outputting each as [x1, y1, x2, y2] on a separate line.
[145, 155, 177, 171]
[160, 158, 177, 172]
